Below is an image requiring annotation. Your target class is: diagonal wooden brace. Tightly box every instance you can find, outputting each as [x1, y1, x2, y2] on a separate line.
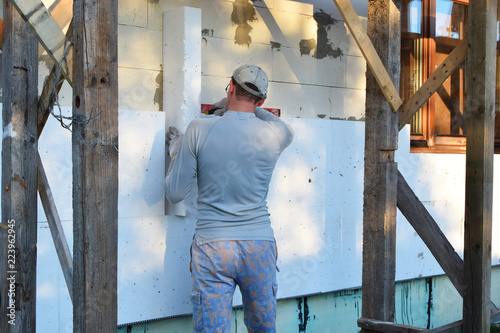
[399, 38, 468, 131]
[332, 0, 403, 112]
[397, 170, 498, 318]
[37, 153, 73, 302]
[9, 0, 73, 83]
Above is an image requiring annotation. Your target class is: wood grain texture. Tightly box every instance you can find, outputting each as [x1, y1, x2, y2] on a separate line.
[360, 1, 400, 329]
[0, 1, 39, 331]
[72, 0, 119, 332]
[463, 0, 496, 330]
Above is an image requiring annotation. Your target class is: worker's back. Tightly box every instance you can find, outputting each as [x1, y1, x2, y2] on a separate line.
[165, 109, 293, 244]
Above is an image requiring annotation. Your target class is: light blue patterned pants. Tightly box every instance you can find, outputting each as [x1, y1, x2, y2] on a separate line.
[190, 239, 278, 333]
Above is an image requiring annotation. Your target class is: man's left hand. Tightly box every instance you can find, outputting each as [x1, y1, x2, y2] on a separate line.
[166, 126, 183, 157]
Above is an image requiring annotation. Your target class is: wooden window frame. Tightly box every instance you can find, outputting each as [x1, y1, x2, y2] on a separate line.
[403, 0, 486, 154]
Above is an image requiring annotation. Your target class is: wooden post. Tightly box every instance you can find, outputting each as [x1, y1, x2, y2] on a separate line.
[361, 0, 400, 329]
[72, 0, 119, 332]
[463, 0, 497, 330]
[0, 1, 39, 331]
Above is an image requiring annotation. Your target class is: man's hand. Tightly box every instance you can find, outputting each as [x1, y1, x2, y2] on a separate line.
[208, 97, 228, 116]
[166, 126, 183, 157]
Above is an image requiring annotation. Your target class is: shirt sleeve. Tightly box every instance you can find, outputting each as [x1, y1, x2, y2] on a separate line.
[255, 107, 295, 150]
[164, 122, 198, 204]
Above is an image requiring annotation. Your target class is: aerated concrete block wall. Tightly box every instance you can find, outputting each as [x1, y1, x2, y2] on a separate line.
[113, 0, 368, 120]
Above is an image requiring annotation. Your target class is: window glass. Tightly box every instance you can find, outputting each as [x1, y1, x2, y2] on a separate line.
[407, 0, 422, 34]
[434, 1, 467, 137]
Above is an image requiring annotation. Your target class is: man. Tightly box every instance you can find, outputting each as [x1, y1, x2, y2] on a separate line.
[165, 64, 294, 332]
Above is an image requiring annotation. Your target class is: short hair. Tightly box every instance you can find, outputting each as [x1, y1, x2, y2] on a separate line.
[231, 78, 263, 105]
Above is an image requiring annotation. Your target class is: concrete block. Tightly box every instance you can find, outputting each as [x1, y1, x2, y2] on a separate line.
[118, 67, 162, 111]
[259, 8, 318, 49]
[201, 75, 230, 106]
[274, 0, 314, 15]
[330, 87, 366, 120]
[322, 20, 363, 58]
[147, 0, 165, 30]
[272, 46, 345, 87]
[343, 20, 366, 57]
[200, 0, 248, 41]
[201, 37, 273, 80]
[345, 55, 366, 90]
[118, 0, 148, 27]
[118, 25, 162, 71]
[266, 81, 332, 119]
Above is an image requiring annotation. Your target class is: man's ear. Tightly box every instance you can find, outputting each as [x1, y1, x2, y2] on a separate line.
[256, 98, 265, 107]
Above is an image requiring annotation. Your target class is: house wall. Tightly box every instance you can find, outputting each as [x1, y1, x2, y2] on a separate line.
[116, 268, 500, 332]
[0, 0, 498, 331]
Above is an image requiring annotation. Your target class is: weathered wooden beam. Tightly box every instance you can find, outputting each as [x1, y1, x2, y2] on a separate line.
[396, 171, 466, 296]
[9, 0, 73, 83]
[49, 0, 72, 31]
[37, 0, 73, 58]
[427, 320, 462, 333]
[463, 0, 497, 330]
[358, 318, 427, 332]
[72, 0, 119, 332]
[361, 1, 400, 330]
[0, 1, 39, 331]
[332, 0, 403, 112]
[398, 38, 468, 131]
[358, 317, 463, 333]
[37, 153, 73, 302]
[397, 171, 499, 317]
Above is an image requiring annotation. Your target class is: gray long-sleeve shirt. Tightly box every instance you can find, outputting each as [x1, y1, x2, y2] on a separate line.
[165, 108, 294, 244]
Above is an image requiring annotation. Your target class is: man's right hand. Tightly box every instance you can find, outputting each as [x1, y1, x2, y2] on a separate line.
[208, 97, 228, 116]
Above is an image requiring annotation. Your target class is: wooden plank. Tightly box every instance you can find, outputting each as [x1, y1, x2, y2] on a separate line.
[358, 318, 427, 332]
[359, 317, 464, 333]
[49, 0, 72, 31]
[9, 0, 72, 83]
[72, 1, 119, 332]
[37, 0, 73, 68]
[358, 317, 464, 333]
[427, 320, 462, 333]
[0, 1, 39, 331]
[37, 153, 73, 302]
[463, 0, 497, 330]
[396, 171, 466, 296]
[398, 171, 499, 319]
[398, 38, 468, 131]
[361, 2, 400, 330]
[332, 0, 403, 112]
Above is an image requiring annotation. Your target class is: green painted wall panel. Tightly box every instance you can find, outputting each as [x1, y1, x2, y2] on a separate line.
[118, 266, 500, 332]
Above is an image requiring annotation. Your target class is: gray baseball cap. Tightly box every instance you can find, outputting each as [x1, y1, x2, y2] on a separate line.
[232, 64, 268, 99]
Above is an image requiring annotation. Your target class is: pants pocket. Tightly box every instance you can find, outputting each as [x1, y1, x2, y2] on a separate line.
[190, 289, 203, 332]
[190, 290, 201, 305]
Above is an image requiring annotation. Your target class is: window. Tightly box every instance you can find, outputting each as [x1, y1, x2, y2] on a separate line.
[401, 0, 500, 153]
